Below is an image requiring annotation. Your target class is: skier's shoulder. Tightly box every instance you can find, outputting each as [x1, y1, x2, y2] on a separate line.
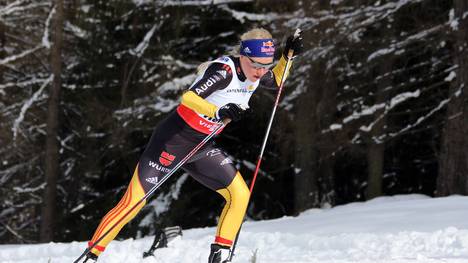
[204, 56, 235, 80]
[213, 56, 235, 66]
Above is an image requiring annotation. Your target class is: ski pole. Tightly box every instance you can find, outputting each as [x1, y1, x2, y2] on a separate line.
[73, 119, 230, 263]
[223, 28, 301, 263]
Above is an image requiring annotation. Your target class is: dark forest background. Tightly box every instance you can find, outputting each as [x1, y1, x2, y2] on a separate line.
[0, 0, 467, 244]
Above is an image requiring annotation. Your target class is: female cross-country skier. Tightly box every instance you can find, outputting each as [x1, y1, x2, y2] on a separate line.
[83, 27, 303, 263]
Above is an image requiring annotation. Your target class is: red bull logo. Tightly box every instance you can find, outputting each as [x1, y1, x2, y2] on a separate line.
[263, 41, 274, 47]
[261, 41, 275, 55]
[159, 151, 175, 166]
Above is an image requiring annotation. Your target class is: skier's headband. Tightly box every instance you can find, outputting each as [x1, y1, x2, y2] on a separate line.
[240, 39, 275, 58]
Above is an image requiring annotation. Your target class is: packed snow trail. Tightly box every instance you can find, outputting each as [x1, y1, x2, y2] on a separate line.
[2, 195, 468, 263]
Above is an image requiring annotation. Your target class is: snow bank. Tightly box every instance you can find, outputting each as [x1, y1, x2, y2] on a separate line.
[2, 195, 468, 263]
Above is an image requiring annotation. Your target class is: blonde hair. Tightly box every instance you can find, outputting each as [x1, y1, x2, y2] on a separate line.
[197, 28, 273, 73]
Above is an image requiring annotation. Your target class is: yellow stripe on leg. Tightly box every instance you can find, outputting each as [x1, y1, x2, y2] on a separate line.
[89, 166, 147, 255]
[215, 172, 250, 246]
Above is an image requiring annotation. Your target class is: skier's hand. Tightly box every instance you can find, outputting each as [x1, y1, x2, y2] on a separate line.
[283, 32, 303, 58]
[216, 103, 246, 122]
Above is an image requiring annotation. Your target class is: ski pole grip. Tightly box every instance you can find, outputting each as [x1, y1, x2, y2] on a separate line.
[287, 28, 302, 59]
[293, 28, 302, 39]
[223, 118, 232, 125]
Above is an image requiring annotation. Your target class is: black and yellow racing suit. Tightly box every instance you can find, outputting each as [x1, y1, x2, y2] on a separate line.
[88, 55, 292, 255]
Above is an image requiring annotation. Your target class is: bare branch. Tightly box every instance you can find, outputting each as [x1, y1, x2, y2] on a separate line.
[12, 75, 53, 140]
[41, 5, 55, 49]
[0, 45, 43, 65]
[162, 0, 253, 6]
[130, 24, 158, 57]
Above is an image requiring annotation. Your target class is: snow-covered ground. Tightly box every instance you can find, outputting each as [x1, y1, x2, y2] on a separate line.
[2, 194, 468, 263]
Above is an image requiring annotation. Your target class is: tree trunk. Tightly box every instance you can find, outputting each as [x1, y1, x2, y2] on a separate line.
[366, 59, 392, 199]
[366, 142, 385, 198]
[293, 62, 338, 211]
[293, 89, 319, 213]
[40, 0, 64, 242]
[317, 69, 338, 206]
[436, 0, 468, 196]
[0, 22, 5, 83]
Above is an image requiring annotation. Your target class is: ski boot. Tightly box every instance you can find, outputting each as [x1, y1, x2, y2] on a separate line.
[208, 243, 230, 263]
[83, 252, 98, 262]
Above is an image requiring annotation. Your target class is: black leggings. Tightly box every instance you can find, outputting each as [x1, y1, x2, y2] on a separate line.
[138, 112, 237, 193]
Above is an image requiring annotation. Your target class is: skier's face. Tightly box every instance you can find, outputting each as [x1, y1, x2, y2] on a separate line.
[240, 55, 274, 82]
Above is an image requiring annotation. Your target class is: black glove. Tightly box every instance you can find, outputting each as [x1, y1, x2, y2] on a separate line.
[283, 33, 304, 58]
[215, 103, 245, 122]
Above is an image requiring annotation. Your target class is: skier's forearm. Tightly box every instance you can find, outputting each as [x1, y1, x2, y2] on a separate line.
[180, 91, 218, 118]
[271, 55, 293, 87]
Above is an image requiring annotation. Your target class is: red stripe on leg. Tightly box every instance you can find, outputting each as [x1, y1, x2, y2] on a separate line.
[214, 236, 233, 246]
[88, 241, 106, 252]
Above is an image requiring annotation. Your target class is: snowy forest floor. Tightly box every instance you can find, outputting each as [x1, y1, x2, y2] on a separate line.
[2, 195, 468, 263]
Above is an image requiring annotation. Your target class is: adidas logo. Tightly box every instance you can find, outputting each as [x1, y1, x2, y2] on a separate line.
[217, 70, 227, 79]
[220, 158, 232, 166]
[243, 47, 251, 54]
[146, 176, 159, 184]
